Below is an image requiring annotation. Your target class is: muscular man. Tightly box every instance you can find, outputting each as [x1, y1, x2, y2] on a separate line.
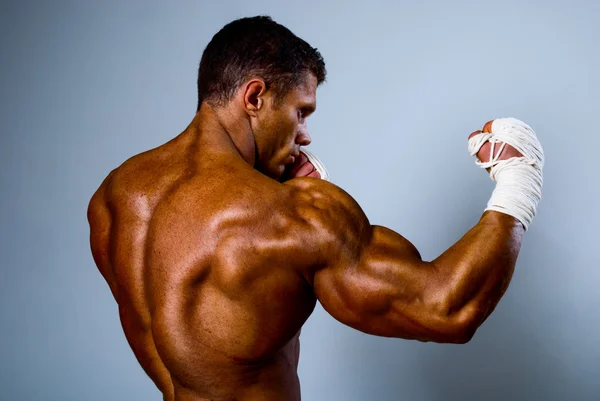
[87, 16, 543, 401]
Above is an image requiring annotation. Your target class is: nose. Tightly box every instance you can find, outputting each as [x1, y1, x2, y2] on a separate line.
[296, 130, 312, 147]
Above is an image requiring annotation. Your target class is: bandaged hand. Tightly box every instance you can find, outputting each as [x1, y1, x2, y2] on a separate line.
[282, 149, 330, 182]
[468, 118, 544, 230]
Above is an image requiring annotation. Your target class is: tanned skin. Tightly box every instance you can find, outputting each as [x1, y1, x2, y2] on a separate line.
[87, 73, 526, 400]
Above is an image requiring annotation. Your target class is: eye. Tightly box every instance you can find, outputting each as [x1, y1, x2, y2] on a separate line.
[299, 108, 311, 119]
[298, 106, 315, 120]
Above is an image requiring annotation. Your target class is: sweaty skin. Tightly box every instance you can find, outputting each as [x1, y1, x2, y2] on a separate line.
[88, 76, 525, 400]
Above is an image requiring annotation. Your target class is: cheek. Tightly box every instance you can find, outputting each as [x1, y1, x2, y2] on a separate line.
[288, 115, 300, 137]
[275, 117, 297, 144]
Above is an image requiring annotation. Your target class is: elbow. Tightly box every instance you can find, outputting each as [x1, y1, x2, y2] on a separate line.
[422, 278, 487, 344]
[429, 317, 479, 344]
[442, 322, 478, 344]
[429, 304, 484, 344]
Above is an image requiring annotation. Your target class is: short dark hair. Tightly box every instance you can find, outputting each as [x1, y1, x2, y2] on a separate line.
[197, 16, 327, 110]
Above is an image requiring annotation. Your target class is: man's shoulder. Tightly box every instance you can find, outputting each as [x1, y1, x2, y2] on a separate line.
[87, 167, 117, 222]
[93, 143, 197, 219]
[284, 178, 367, 233]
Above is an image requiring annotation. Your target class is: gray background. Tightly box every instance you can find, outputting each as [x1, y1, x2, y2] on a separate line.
[1, 0, 598, 400]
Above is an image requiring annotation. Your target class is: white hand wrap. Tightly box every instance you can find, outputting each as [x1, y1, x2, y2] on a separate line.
[468, 117, 544, 230]
[300, 149, 330, 181]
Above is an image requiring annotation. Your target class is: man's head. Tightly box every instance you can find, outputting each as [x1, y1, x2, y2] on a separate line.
[197, 16, 327, 179]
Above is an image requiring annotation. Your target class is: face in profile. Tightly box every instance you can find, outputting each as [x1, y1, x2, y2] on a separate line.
[253, 74, 317, 180]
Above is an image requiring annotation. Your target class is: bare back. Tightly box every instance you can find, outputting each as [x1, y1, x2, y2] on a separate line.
[88, 134, 324, 401]
[89, 119, 527, 401]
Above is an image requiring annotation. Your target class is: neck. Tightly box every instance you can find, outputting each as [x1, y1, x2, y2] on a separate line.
[188, 103, 256, 166]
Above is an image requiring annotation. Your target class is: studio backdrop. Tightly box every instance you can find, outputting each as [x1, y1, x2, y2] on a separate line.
[0, 1, 598, 400]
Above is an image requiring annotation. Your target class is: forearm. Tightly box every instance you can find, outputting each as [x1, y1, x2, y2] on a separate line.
[426, 117, 543, 336]
[428, 210, 525, 332]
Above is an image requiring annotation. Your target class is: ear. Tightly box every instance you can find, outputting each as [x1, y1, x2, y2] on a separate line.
[243, 79, 267, 117]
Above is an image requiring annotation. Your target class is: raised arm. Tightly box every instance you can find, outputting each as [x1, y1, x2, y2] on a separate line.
[293, 118, 542, 343]
[313, 205, 522, 344]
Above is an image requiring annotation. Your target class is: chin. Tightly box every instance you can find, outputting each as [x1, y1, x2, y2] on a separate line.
[256, 157, 287, 181]
[275, 166, 286, 181]
[259, 165, 285, 181]
[273, 163, 288, 181]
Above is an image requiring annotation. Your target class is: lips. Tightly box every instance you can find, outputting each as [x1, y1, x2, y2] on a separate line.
[288, 150, 300, 164]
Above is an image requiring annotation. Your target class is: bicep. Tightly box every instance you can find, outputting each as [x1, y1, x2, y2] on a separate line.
[287, 178, 451, 340]
[313, 225, 446, 340]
